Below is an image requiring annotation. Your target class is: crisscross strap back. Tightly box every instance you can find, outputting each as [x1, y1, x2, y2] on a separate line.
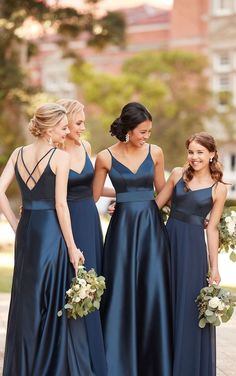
[19, 147, 56, 186]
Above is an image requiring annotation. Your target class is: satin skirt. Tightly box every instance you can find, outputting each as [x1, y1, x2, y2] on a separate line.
[101, 200, 173, 376]
[68, 198, 107, 376]
[3, 208, 95, 376]
[166, 217, 216, 376]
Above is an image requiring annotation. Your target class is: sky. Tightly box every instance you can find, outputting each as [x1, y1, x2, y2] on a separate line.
[56, 0, 174, 10]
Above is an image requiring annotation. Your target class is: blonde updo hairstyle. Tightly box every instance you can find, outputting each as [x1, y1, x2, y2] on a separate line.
[57, 99, 84, 128]
[29, 103, 67, 137]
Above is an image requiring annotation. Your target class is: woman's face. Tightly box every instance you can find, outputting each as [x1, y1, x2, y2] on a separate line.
[129, 120, 152, 147]
[187, 141, 214, 171]
[67, 110, 86, 143]
[50, 115, 70, 144]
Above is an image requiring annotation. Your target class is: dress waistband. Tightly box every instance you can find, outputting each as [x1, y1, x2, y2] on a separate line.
[169, 209, 204, 226]
[67, 190, 93, 201]
[22, 199, 55, 210]
[116, 190, 155, 203]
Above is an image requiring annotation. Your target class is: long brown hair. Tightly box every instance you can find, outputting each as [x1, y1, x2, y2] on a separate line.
[183, 132, 224, 190]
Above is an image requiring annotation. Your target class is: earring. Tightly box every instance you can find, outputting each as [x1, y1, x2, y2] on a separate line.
[48, 137, 53, 146]
[124, 133, 129, 143]
[209, 157, 213, 163]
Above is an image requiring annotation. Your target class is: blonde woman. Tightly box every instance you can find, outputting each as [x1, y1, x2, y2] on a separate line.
[0, 103, 96, 376]
[57, 99, 114, 375]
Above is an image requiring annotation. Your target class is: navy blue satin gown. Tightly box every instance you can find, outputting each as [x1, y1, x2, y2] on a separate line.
[3, 147, 96, 376]
[166, 177, 216, 376]
[101, 145, 173, 376]
[67, 145, 107, 376]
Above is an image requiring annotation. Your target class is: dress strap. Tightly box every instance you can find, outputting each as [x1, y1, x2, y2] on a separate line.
[21, 147, 56, 185]
[107, 148, 113, 157]
[15, 147, 23, 167]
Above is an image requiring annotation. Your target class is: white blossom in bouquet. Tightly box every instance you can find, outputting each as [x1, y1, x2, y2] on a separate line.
[58, 265, 106, 319]
[218, 206, 236, 262]
[196, 284, 235, 328]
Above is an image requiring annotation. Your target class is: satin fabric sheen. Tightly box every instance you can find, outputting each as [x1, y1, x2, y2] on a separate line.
[67, 148, 107, 376]
[166, 177, 216, 376]
[3, 149, 94, 376]
[101, 145, 173, 376]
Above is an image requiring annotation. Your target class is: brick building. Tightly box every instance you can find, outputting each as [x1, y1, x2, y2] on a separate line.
[28, 0, 236, 198]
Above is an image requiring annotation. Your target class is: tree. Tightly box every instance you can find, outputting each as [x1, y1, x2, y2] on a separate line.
[0, 0, 126, 170]
[70, 50, 234, 168]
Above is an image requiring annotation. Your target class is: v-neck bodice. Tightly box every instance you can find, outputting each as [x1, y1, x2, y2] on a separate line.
[170, 177, 213, 222]
[67, 150, 94, 201]
[108, 145, 154, 194]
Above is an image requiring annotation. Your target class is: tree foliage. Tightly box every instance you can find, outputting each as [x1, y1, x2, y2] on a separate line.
[0, 0, 126, 172]
[70, 50, 234, 168]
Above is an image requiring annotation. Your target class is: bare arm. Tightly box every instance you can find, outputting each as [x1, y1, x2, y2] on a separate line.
[54, 150, 84, 274]
[93, 151, 111, 202]
[156, 167, 182, 209]
[152, 146, 166, 194]
[207, 183, 228, 285]
[0, 148, 20, 232]
[101, 186, 116, 198]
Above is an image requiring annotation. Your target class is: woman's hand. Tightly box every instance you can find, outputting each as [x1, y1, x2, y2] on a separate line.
[107, 202, 116, 216]
[69, 247, 85, 276]
[208, 267, 221, 286]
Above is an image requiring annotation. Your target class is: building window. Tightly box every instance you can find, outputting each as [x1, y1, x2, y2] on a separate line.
[219, 74, 231, 90]
[219, 53, 230, 66]
[230, 154, 236, 171]
[213, 0, 233, 15]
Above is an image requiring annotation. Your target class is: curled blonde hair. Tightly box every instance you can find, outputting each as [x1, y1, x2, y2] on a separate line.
[29, 103, 67, 137]
[57, 99, 84, 127]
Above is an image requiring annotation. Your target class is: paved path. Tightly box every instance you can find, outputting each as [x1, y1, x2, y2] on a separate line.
[0, 293, 236, 375]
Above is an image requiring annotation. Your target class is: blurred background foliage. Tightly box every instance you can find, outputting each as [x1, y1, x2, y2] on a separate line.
[70, 50, 234, 168]
[0, 0, 234, 178]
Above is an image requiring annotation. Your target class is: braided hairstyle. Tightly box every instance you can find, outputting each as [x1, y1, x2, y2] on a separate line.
[110, 102, 152, 142]
[183, 132, 224, 190]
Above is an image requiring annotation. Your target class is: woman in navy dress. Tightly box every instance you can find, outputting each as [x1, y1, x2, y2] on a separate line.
[0, 103, 99, 376]
[157, 132, 227, 376]
[93, 102, 173, 376]
[58, 98, 114, 376]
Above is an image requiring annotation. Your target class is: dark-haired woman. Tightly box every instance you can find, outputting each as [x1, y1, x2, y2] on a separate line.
[157, 132, 227, 376]
[93, 102, 172, 376]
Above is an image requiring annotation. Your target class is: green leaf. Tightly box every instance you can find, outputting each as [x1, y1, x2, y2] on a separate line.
[230, 251, 236, 262]
[199, 318, 206, 328]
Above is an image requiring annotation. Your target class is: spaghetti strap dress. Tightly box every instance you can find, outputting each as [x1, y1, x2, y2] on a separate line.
[166, 177, 216, 376]
[67, 143, 107, 376]
[3, 147, 95, 376]
[101, 144, 173, 376]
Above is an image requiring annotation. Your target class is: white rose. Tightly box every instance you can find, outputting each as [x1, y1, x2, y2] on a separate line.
[66, 288, 73, 296]
[227, 222, 235, 236]
[208, 297, 220, 309]
[225, 217, 231, 223]
[78, 278, 86, 286]
[231, 211, 236, 217]
[73, 296, 81, 303]
[73, 284, 80, 292]
[218, 301, 225, 311]
[79, 287, 88, 299]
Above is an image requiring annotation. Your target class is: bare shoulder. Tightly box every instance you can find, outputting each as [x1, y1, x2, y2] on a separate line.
[169, 167, 183, 184]
[54, 148, 70, 165]
[9, 146, 23, 165]
[215, 182, 228, 198]
[150, 144, 163, 157]
[82, 140, 91, 155]
[95, 149, 111, 170]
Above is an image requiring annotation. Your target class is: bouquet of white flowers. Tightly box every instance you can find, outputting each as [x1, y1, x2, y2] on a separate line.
[218, 206, 236, 262]
[195, 284, 235, 328]
[58, 265, 106, 319]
